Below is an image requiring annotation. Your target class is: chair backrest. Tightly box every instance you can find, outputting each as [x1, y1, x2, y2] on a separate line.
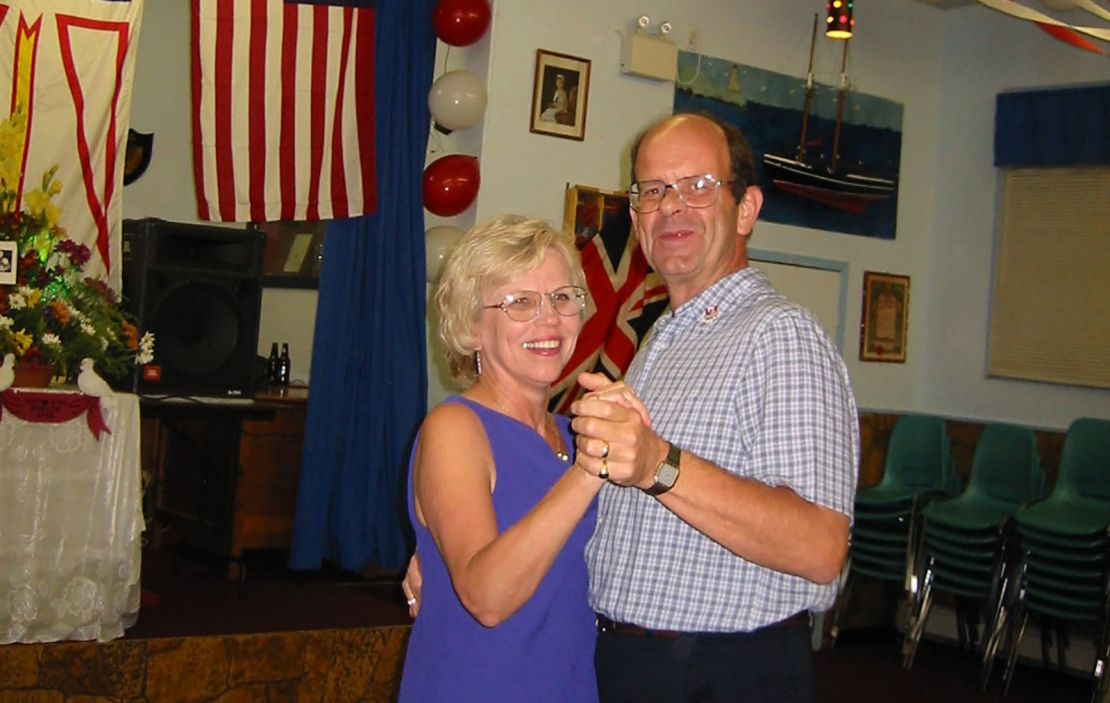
[1055, 417, 1110, 500]
[880, 414, 954, 491]
[969, 423, 1044, 504]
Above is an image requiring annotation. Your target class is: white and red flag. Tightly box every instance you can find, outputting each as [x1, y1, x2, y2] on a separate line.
[0, 0, 145, 289]
[190, 0, 376, 224]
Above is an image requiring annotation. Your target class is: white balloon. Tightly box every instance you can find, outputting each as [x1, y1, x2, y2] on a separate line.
[428, 70, 487, 132]
[425, 225, 465, 282]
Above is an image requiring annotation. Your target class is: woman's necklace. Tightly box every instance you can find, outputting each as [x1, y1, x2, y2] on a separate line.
[487, 393, 569, 463]
[546, 413, 570, 463]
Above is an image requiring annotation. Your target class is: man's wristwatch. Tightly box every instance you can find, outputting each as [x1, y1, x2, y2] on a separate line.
[644, 442, 681, 496]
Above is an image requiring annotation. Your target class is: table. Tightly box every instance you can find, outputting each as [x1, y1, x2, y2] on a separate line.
[141, 387, 307, 579]
[0, 388, 143, 643]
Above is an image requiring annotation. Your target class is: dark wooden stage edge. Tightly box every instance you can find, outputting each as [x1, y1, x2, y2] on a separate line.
[0, 626, 412, 701]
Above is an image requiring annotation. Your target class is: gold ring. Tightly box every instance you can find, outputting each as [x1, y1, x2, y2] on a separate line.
[600, 441, 610, 459]
[599, 457, 609, 480]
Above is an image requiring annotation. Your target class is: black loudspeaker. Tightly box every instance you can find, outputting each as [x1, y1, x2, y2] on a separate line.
[122, 218, 265, 397]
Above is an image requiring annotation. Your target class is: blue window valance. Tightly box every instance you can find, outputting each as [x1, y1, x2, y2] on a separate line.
[994, 83, 1110, 167]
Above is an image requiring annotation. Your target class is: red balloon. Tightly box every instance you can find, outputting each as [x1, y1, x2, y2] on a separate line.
[423, 154, 480, 217]
[432, 0, 491, 47]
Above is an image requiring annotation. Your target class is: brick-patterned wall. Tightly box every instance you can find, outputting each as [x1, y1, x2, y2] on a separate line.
[858, 413, 1067, 490]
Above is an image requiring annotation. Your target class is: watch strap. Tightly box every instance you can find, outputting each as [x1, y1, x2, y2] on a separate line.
[645, 442, 681, 496]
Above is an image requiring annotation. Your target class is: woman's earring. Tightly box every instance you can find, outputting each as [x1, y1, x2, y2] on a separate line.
[474, 350, 482, 376]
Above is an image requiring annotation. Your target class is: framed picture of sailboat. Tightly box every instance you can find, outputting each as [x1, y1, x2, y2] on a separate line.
[859, 271, 909, 363]
[672, 26, 903, 240]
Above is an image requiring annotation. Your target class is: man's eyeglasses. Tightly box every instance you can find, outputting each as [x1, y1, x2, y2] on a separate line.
[482, 285, 588, 322]
[629, 174, 732, 213]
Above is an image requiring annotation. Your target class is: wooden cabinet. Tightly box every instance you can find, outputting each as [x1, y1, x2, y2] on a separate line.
[141, 388, 308, 575]
[232, 397, 306, 562]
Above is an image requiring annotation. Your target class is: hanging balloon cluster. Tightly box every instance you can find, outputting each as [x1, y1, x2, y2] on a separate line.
[423, 0, 492, 281]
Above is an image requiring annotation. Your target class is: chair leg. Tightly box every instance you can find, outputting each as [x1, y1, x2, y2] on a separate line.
[952, 596, 981, 652]
[828, 556, 853, 650]
[1092, 625, 1110, 703]
[902, 574, 934, 670]
[1095, 565, 1110, 703]
[1003, 606, 1030, 695]
[955, 600, 970, 651]
[1091, 599, 1110, 703]
[1039, 617, 1054, 670]
[1058, 620, 1070, 673]
[981, 593, 1010, 690]
[983, 535, 1023, 689]
[904, 505, 929, 615]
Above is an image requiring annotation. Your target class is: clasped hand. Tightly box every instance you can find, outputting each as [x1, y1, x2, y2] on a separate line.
[569, 372, 661, 488]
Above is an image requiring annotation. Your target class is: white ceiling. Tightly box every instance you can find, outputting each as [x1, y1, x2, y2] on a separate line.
[909, 0, 978, 8]
[911, 0, 1110, 9]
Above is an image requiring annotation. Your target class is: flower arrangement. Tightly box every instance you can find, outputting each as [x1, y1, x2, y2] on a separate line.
[0, 109, 153, 385]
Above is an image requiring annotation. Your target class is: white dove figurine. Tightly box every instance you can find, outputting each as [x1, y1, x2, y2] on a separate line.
[77, 357, 117, 406]
[0, 353, 14, 392]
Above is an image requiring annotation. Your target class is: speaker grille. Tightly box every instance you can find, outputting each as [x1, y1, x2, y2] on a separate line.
[123, 219, 264, 397]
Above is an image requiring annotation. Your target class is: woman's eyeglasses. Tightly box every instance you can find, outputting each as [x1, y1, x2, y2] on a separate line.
[482, 285, 588, 322]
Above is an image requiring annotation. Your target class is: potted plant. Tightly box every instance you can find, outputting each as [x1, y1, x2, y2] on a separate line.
[0, 109, 153, 387]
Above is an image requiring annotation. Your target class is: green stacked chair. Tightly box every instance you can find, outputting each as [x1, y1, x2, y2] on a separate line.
[900, 423, 1044, 674]
[993, 418, 1110, 702]
[829, 414, 958, 645]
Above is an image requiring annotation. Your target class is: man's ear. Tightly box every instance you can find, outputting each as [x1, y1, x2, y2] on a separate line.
[630, 205, 647, 252]
[736, 186, 763, 237]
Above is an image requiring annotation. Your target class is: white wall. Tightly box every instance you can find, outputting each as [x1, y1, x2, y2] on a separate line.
[128, 1, 1109, 427]
[920, 6, 1109, 430]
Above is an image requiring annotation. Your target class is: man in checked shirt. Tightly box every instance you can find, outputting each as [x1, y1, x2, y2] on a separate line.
[570, 112, 859, 703]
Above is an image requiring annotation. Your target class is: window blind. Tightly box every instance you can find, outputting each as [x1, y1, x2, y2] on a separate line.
[987, 167, 1110, 389]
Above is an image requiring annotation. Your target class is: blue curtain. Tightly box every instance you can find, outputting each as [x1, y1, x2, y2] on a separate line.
[289, 0, 434, 572]
[995, 83, 1110, 167]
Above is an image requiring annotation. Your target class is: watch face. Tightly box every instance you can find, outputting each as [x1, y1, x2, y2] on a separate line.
[656, 462, 679, 488]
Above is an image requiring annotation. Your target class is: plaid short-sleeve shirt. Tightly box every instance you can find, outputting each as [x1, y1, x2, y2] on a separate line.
[585, 268, 859, 633]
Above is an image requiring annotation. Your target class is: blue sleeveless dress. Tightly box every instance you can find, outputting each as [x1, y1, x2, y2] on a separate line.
[399, 397, 598, 702]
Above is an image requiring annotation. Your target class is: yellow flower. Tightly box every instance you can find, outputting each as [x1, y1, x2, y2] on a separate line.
[12, 330, 32, 354]
[23, 188, 61, 228]
[0, 107, 26, 203]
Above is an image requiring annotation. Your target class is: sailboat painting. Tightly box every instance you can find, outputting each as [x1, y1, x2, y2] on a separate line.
[673, 36, 903, 240]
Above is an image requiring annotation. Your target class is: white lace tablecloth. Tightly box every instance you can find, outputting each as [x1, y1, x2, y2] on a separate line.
[0, 389, 143, 643]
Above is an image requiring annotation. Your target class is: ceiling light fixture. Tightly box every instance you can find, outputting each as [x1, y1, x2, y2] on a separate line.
[826, 0, 854, 39]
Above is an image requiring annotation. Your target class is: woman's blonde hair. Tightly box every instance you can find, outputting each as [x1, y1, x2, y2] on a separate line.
[435, 214, 585, 387]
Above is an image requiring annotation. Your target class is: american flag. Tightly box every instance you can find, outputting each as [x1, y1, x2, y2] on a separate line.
[190, 0, 376, 223]
[549, 186, 669, 414]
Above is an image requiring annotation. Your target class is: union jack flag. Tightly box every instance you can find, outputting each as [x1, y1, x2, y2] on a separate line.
[549, 185, 669, 414]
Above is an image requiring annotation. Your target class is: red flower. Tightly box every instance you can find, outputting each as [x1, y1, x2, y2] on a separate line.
[58, 239, 91, 268]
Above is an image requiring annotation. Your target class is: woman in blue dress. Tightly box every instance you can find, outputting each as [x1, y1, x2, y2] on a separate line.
[399, 215, 608, 702]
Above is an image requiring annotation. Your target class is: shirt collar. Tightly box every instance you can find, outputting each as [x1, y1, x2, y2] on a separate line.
[668, 267, 771, 324]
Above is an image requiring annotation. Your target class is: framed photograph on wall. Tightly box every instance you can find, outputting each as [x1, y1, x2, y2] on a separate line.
[860, 271, 909, 363]
[252, 220, 327, 289]
[0, 240, 16, 285]
[530, 49, 590, 141]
